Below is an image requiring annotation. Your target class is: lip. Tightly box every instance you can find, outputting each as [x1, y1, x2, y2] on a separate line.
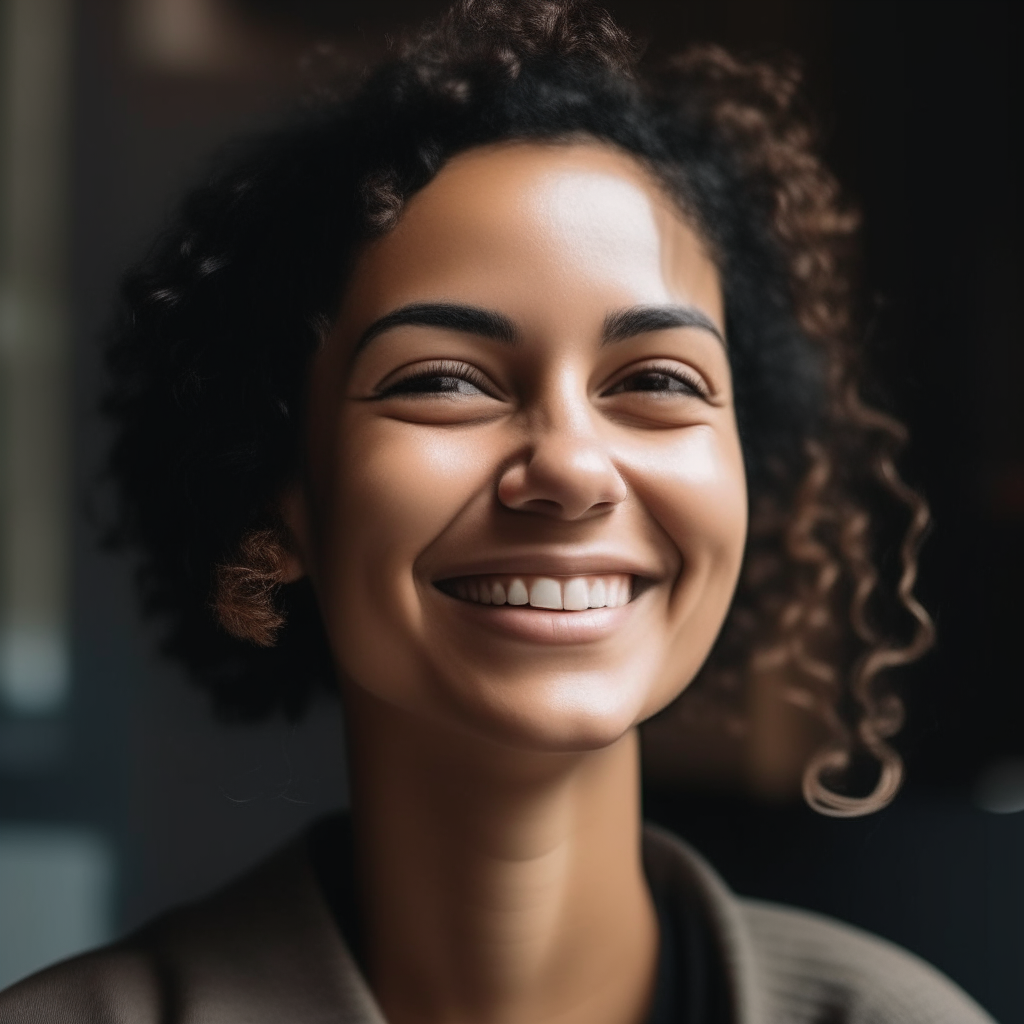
[432, 588, 642, 645]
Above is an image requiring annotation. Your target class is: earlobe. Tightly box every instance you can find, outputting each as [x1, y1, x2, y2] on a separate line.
[276, 546, 306, 586]
[278, 483, 310, 584]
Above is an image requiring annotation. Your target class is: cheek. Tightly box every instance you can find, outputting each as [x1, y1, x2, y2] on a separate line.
[624, 424, 747, 561]
[621, 424, 747, 704]
[317, 413, 495, 631]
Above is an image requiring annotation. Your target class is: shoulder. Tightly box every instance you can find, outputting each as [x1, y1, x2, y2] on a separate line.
[739, 898, 995, 1024]
[0, 838, 377, 1024]
[0, 945, 162, 1024]
[641, 823, 996, 1024]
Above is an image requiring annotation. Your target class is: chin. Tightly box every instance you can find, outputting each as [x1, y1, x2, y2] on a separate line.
[442, 666, 660, 754]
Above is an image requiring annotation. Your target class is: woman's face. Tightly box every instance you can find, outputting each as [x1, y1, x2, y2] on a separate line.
[294, 141, 747, 752]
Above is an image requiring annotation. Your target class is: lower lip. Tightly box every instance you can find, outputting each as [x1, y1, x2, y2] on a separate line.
[435, 591, 637, 645]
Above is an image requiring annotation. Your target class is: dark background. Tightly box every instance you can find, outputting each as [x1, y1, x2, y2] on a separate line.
[0, 1, 1020, 1020]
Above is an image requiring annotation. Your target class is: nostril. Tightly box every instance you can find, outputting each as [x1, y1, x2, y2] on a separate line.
[516, 497, 568, 516]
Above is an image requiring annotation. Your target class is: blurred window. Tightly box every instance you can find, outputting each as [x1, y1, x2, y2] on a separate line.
[0, 825, 114, 988]
[0, 0, 72, 717]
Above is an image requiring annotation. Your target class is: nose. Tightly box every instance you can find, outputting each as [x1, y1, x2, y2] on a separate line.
[497, 387, 627, 521]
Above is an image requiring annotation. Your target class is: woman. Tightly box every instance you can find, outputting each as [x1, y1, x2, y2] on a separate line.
[0, 1, 995, 1022]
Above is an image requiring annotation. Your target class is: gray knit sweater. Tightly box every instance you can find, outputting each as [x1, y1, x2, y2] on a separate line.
[0, 824, 996, 1023]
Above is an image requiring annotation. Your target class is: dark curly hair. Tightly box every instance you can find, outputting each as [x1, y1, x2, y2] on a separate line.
[104, 0, 933, 816]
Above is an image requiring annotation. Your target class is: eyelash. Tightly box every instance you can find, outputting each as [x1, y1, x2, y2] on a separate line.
[374, 360, 496, 398]
[603, 363, 709, 399]
[374, 360, 710, 400]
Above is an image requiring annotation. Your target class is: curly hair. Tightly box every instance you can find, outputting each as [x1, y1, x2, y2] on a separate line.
[104, 0, 933, 816]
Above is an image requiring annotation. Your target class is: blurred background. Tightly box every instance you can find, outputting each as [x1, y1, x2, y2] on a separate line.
[0, 0, 1019, 1018]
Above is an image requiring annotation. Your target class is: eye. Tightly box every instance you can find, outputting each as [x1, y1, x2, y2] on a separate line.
[603, 363, 709, 399]
[374, 360, 497, 399]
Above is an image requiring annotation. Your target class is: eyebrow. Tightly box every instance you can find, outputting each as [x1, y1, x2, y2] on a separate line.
[602, 305, 725, 346]
[355, 302, 519, 354]
[353, 299, 724, 355]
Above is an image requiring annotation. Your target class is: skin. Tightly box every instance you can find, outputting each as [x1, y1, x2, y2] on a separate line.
[283, 141, 748, 1024]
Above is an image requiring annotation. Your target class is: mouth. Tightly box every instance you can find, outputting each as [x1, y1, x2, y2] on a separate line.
[435, 573, 638, 611]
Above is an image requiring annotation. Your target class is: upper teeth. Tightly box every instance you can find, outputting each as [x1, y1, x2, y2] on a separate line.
[449, 574, 633, 610]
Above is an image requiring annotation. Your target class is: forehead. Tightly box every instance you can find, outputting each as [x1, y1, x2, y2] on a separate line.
[342, 141, 723, 332]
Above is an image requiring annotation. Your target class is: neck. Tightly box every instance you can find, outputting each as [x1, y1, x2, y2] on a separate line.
[344, 687, 658, 1024]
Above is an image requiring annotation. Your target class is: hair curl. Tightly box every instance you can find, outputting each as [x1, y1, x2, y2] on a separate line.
[104, 0, 933, 816]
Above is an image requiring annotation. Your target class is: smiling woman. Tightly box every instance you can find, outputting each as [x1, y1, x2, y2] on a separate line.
[286, 142, 748, 759]
[0, 1, 994, 1023]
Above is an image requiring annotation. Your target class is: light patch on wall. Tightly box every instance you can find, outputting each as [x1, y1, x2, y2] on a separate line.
[0, 826, 114, 989]
[975, 757, 1024, 815]
[0, 627, 68, 714]
[126, 0, 273, 76]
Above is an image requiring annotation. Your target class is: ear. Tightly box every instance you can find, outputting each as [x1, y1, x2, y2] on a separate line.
[278, 481, 311, 584]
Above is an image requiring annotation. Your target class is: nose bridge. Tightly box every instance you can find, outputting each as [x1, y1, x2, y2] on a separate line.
[534, 360, 595, 445]
[498, 360, 626, 520]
